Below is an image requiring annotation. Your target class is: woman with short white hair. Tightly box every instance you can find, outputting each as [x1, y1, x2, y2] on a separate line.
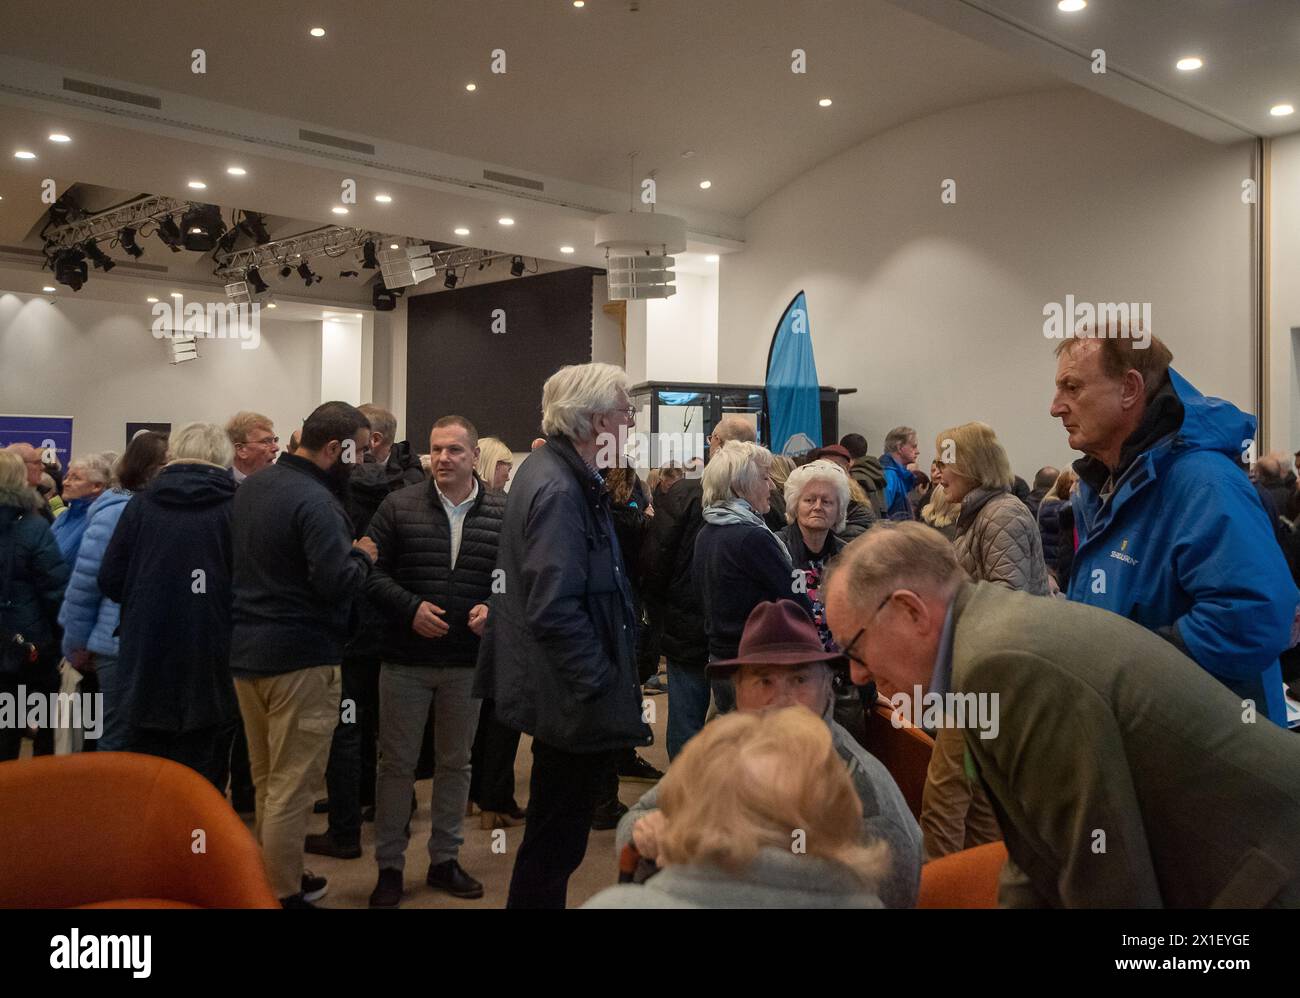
[97, 422, 240, 785]
[778, 459, 850, 651]
[50, 452, 115, 566]
[693, 441, 813, 714]
[475, 437, 514, 492]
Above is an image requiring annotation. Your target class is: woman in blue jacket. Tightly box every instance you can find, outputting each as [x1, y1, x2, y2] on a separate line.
[50, 453, 113, 566]
[58, 432, 167, 750]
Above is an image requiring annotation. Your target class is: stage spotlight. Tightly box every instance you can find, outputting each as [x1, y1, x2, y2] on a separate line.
[83, 239, 115, 272]
[47, 192, 82, 228]
[339, 269, 359, 278]
[279, 264, 292, 278]
[362, 240, 378, 269]
[297, 261, 321, 286]
[156, 215, 183, 252]
[238, 211, 271, 245]
[119, 227, 144, 259]
[180, 204, 226, 251]
[53, 248, 88, 291]
[510, 255, 525, 277]
[444, 268, 459, 289]
[246, 266, 269, 295]
[372, 279, 399, 311]
[216, 227, 240, 256]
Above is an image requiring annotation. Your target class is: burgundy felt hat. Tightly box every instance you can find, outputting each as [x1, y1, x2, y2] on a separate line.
[707, 600, 847, 675]
[809, 444, 852, 464]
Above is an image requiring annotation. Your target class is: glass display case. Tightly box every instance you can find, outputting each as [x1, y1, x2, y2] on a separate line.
[627, 381, 856, 468]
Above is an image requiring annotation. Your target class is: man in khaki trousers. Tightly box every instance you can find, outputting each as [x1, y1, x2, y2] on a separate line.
[230, 402, 376, 907]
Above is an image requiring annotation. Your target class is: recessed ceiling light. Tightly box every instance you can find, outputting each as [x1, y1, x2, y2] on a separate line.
[170, 292, 183, 298]
[699, 180, 712, 189]
[573, 1, 585, 7]
[332, 206, 349, 214]
[267, 302, 277, 309]
[818, 98, 832, 107]
[560, 246, 575, 254]
[498, 217, 514, 226]
[1175, 57, 1203, 72]
[310, 27, 325, 37]
[14, 151, 35, 160]
[706, 254, 720, 263]
[227, 166, 246, 176]
[187, 180, 206, 189]
[1271, 103, 1295, 117]
[390, 243, 399, 250]
[454, 226, 470, 236]
[374, 194, 392, 203]
[48, 133, 71, 143]
[466, 83, 477, 92]
[146, 297, 159, 303]
[1057, 0, 1086, 11]
[42, 286, 56, 293]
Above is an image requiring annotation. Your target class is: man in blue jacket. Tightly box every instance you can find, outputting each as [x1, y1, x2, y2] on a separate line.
[475, 362, 652, 908]
[231, 401, 377, 907]
[880, 426, 918, 521]
[1051, 331, 1298, 727]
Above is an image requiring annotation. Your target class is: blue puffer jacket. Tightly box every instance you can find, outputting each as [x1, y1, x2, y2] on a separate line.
[1067, 368, 1298, 726]
[58, 488, 132, 658]
[50, 496, 95, 567]
[880, 452, 915, 521]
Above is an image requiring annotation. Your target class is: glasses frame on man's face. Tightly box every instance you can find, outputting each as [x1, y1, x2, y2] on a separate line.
[839, 590, 895, 677]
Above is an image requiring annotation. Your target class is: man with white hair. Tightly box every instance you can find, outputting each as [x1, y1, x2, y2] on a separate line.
[475, 362, 651, 908]
[225, 411, 279, 483]
[822, 520, 1300, 908]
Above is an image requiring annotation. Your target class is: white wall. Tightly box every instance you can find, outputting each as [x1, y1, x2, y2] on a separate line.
[321, 318, 364, 405]
[1269, 132, 1300, 455]
[0, 292, 321, 455]
[646, 270, 719, 383]
[718, 88, 1256, 475]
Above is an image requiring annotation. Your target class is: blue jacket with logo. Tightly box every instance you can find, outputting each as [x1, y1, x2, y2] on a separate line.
[1067, 368, 1297, 726]
[880, 452, 915, 522]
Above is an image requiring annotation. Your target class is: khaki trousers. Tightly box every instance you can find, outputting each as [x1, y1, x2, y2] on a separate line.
[234, 666, 341, 899]
[921, 724, 1002, 862]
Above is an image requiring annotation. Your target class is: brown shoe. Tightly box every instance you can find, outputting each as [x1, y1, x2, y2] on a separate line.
[480, 809, 526, 830]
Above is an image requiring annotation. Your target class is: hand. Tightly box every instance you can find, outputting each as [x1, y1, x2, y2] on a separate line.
[68, 649, 94, 673]
[412, 601, 449, 638]
[631, 810, 668, 865]
[353, 536, 378, 560]
[468, 603, 489, 636]
[644, 504, 656, 519]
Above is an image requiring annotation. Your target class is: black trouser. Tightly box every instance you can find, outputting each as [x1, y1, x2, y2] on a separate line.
[324, 655, 380, 844]
[215, 713, 255, 807]
[469, 699, 522, 813]
[0, 650, 60, 760]
[129, 725, 225, 789]
[507, 741, 617, 909]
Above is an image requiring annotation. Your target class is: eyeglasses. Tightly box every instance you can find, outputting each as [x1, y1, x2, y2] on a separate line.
[840, 591, 894, 672]
[247, 436, 279, 446]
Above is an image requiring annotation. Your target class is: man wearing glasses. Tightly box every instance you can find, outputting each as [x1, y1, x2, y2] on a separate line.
[225, 410, 280, 483]
[823, 520, 1300, 908]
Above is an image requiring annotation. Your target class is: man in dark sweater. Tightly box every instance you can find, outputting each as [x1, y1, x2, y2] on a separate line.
[364, 415, 505, 908]
[230, 401, 376, 908]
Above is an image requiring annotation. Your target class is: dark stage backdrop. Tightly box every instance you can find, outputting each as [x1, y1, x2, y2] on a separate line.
[405, 267, 600, 451]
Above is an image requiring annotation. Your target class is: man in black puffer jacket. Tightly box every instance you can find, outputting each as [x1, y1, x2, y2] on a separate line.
[364, 415, 505, 909]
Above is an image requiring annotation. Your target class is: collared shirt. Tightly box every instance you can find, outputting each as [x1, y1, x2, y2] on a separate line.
[231, 465, 247, 484]
[435, 478, 479, 568]
[929, 601, 956, 702]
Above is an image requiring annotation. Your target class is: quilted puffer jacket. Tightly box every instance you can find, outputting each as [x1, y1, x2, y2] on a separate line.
[952, 486, 1049, 595]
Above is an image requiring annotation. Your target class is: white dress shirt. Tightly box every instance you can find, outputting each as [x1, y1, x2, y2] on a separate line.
[435, 478, 479, 568]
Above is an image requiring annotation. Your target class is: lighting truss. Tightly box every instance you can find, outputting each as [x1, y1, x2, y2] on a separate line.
[41, 195, 190, 251]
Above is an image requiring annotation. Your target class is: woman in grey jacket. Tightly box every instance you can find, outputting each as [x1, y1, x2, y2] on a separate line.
[583, 706, 886, 909]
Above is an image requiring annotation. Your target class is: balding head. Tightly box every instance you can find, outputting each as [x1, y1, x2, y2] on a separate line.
[4, 443, 44, 486]
[1256, 455, 1283, 484]
[707, 415, 757, 461]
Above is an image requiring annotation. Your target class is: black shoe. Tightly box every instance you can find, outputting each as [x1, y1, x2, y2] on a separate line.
[313, 797, 330, 814]
[426, 859, 484, 899]
[301, 872, 328, 902]
[368, 868, 404, 908]
[361, 805, 376, 823]
[304, 832, 362, 860]
[590, 799, 628, 831]
[617, 753, 664, 783]
[280, 893, 318, 909]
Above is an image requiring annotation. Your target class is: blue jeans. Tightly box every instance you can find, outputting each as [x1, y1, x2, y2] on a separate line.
[666, 660, 710, 761]
[92, 654, 131, 751]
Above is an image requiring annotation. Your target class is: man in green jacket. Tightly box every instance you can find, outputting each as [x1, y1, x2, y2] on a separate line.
[823, 521, 1300, 908]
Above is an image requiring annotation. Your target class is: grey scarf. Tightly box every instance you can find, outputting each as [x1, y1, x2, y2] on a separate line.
[702, 498, 792, 565]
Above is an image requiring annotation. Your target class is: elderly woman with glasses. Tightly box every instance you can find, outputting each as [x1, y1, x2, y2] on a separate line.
[692, 441, 813, 715]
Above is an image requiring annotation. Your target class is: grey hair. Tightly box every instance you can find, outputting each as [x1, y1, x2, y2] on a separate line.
[702, 441, 773, 507]
[827, 521, 965, 609]
[540, 363, 630, 443]
[169, 421, 236, 468]
[884, 426, 916, 454]
[475, 436, 513, 486]
[69, 453, 115, 488]
[358, 404, 397, 445]
[784, 459, 850, 533]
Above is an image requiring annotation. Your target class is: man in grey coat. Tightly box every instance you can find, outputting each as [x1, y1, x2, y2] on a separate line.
[619, 600, 922, 909]
[824, 521, 1300, 908]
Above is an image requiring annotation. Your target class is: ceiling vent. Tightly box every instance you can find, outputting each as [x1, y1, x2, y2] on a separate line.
[62, 77, 161, 110]
[482, 170, 545, 192]
[298, 129, 375, 156]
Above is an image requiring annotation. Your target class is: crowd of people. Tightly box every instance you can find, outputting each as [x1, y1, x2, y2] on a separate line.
[3, 325, 1300, 909]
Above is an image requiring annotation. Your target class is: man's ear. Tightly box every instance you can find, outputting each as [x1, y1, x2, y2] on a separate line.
[896, 589, 931, 634]
[1120, 370, 1146, 411]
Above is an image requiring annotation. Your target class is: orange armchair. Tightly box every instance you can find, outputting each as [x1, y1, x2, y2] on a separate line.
[0, 752, 278, 908]
[860, 702, 934, 822]
[918, 841, 1009, 909]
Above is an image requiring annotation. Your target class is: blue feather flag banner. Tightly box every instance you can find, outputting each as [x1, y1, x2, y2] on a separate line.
[764, 291, 821, 456]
